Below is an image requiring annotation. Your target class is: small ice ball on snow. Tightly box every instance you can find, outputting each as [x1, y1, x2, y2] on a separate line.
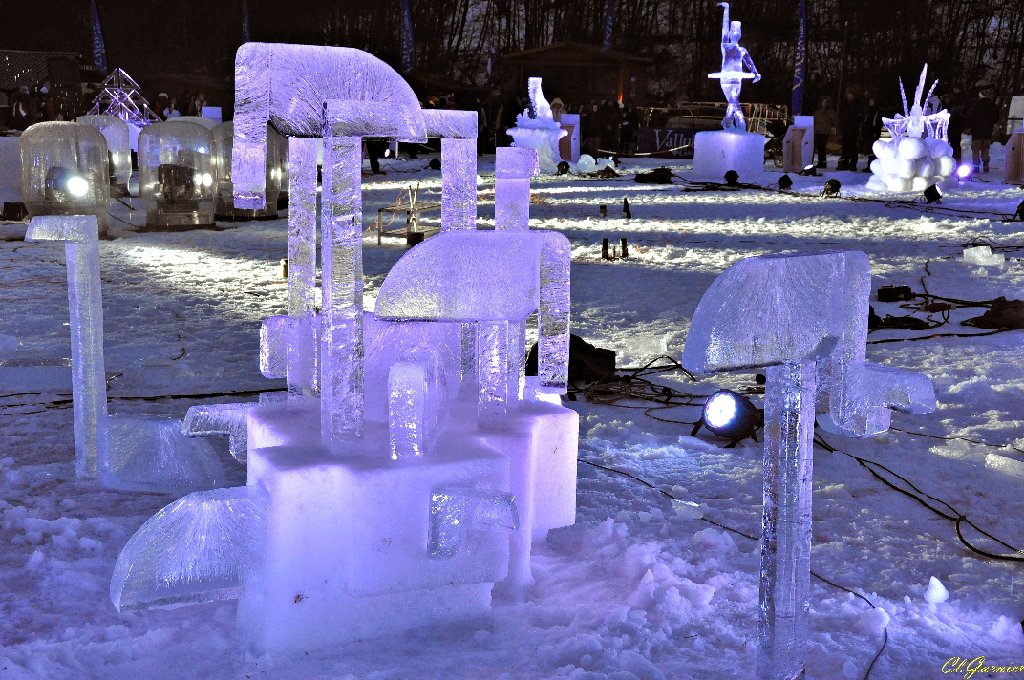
[855, 606, 890, 634]
[924, 576, 949, 604]
[575, 154, 597, 173]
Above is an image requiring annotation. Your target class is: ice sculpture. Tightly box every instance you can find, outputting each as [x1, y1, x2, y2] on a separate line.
[106, 415, 225, 493]
[111, 486, 267, 611]
[710, 2, 761, 131]
[867, 65, 954, 193]
[692, 3, 765, 180]
[211, 121, 281, 220]
[682, 251, 935, 680]
[113, 43, 579, 652]
[75, 114, 132, 196]
[24, 215, 108, 478]
[495, 147, 539, 232]
[506, 78, 567, 174]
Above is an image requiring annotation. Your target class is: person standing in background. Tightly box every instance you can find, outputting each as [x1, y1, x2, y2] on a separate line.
[838, 85, 863, 171]
[860, 94, 882, 172]
[967, 89, 998, 173]
[813, 96, 838, 169]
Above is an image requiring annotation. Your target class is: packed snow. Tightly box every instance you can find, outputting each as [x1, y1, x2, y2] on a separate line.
[2, 151, 1024, 679]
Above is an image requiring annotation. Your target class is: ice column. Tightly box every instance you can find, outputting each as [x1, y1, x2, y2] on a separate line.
[286, 136, 319, 396]
[495, 147, 539, 232]
[25, 216, 108, 478]
[428, 487, 519, 558]
[758, 361, 815, 680]
[476, 320, 511, 423]
[320, 127, 364, 444]
[539, 234, 570, 393]
[421, 110, 478, 232]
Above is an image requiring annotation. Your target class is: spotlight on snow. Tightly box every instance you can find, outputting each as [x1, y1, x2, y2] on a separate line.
[777, 174, 793, 191]
[799, 164, 818, 177]
[65, 175, 90, 198]
[955, 163, 973, 182]
[556, 161, 570, 176]
[923, 184, 942, 204]
[723, 170, 739, 186]
[691, 390, 760, 446]
[821, 178, 842, 198]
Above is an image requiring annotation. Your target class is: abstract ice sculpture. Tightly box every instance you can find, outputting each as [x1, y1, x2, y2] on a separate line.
[506, 78, 567, 174]
[112, 43, 579, 653]
[682, 251, 935, 680]
[867, 65, 954, 193]
[692, 3, 765, 180]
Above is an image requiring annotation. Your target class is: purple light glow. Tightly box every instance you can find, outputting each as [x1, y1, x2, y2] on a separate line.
[956, 163, 973, 180]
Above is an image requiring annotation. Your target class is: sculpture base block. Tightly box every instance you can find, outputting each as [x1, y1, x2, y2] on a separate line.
[692, 130, 766, 182]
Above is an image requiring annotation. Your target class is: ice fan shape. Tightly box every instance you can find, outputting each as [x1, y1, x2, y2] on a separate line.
[232, 42, 427, 208]
[868, 64, 954, 193]
[682, 250, 935, 680]
[111, 486, 268, 611]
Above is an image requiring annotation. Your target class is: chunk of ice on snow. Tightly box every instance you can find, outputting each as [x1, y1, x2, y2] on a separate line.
[924, 576, 949, 604]
[963, 245, 1004, 267]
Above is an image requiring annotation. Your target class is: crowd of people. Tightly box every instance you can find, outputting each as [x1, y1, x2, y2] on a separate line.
[809, 84, 1003, 174]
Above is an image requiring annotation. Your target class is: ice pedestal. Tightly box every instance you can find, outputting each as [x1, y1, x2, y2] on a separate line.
[692, 130, 766, 181]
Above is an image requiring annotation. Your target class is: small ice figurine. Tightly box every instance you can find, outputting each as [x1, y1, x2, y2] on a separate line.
[709, 2, 760, 130]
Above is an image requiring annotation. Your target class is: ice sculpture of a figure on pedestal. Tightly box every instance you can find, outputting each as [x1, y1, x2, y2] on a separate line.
[506, 77, 567, 174]
[711, 2, 761, 131]
[111, 43, 579, 654]
[691, 3, 766, 180]
[683, 251, 935, 680]
[866, 64, 955, 193]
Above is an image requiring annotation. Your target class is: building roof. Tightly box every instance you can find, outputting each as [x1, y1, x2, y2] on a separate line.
[0, 50, 80, 90]
[502, 42, 653, 66]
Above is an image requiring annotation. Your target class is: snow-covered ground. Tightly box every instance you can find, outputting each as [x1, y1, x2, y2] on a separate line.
[2, 153, 1024, 679]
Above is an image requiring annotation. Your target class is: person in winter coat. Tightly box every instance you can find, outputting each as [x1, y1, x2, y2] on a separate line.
[813, 96, 838, 168]
[860, 95, 883, 171]
[967, 89, 998, 173]
[838, 87, 864, 170]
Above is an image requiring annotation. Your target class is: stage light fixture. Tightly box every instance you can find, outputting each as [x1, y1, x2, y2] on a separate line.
[955, 164, 973, 182]
[777, 174, 793, 191]
[556, 161, 570, 175]
[923, 184, 942, 204]
[691, 390, 760, 446]
[799, 164, 818, 177]
[723, 170, 739, 186]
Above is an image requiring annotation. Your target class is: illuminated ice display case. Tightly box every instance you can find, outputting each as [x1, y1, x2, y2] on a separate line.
[76, 115, 132, 197]
[138, 121, 216, 230]
[211, 121, 281, 221]
[19, 121, 110, 236]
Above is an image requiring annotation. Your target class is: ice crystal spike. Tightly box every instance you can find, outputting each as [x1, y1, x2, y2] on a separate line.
[105, 415, 225, 494]
[429, 487, 519, 559]
[25, 215, 108, 479]
[232, 42, 426, 209]
[111, 486, 268, 612]
[182, 404, 252, 464]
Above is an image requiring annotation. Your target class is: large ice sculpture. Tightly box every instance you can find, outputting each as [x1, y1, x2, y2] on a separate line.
[211, 121, 281, 220]
[682, 251, 935, 680]
[24, 215, 108, 479]
[867, 65, 954, 193]
[506, 78, 567, 174]
[75, 114, 132, 196]
[107, 415, 226, 493]
[113, 43, 579, 652]
[692, 3, 765, 180]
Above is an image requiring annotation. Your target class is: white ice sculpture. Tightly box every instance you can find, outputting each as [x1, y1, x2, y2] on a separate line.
[682, 251, 935, 680]
[506, 78, 567, 174]
[867, 65, 955, 193]
[494, 147, 540, 232]
[112, 43, 578, 653]
[692, 3, 765, 180]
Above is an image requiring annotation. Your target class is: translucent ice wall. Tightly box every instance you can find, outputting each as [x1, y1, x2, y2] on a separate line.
[495, 147, 539, 232]
[429, 487, 519, 559]
[286, 136, 318, 396]
[422, 109, 478, 232]
[75, 114, 132, 186]
[111, 486, 267, 611]
[25, 215, 108, 478]
[232, 42, 426, 209]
